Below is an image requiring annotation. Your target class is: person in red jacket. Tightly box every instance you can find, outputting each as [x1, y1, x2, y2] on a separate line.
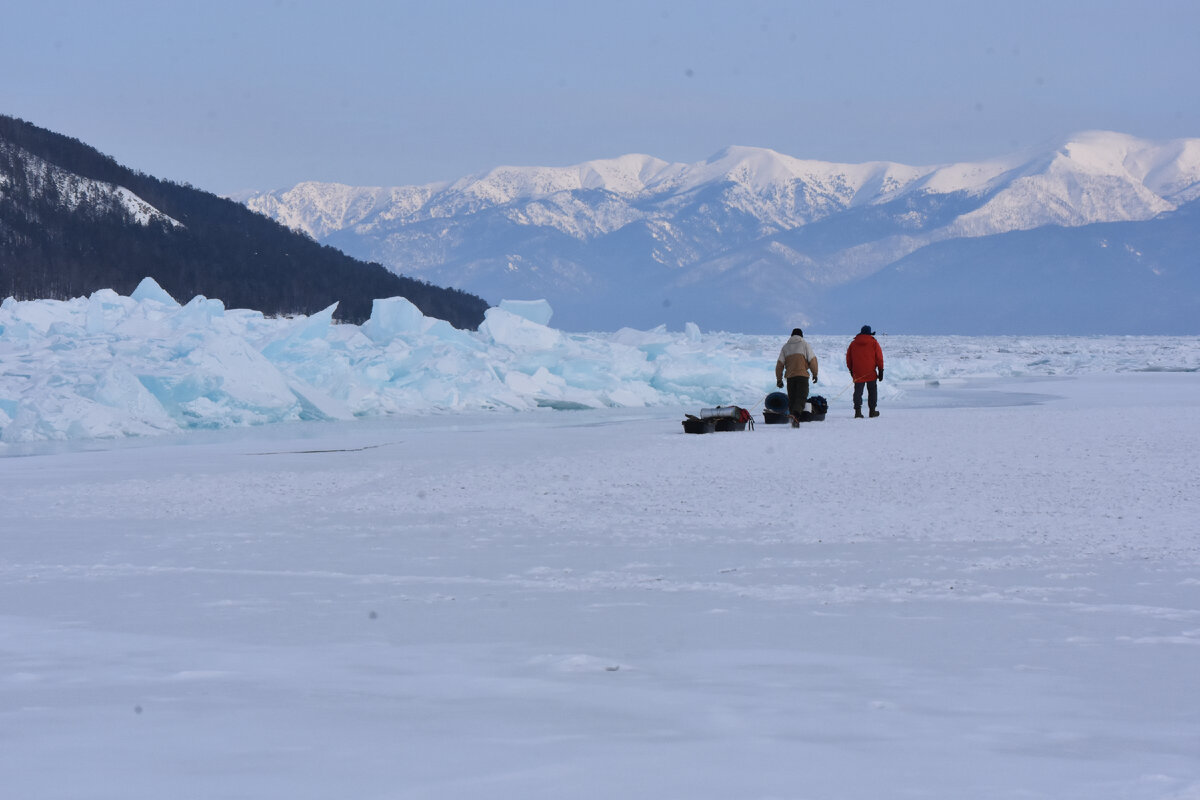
[845, 325, 884, 418]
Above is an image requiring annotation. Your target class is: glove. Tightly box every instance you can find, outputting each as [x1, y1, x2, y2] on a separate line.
[877, 368, 884, 382]
[776, 379, 783, 388]
[812, 375, 818, 384]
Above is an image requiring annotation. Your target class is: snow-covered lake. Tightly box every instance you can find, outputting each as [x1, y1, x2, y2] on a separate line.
[2, 284, 1199, 798]
[2, 279, 1198, 443]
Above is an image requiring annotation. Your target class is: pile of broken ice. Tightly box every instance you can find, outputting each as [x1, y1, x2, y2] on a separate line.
[0, 279, 764, 441]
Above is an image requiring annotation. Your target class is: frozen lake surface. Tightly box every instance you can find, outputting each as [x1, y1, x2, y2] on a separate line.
[3, 372, 1199, 799]
[3, 281, 1198, 443]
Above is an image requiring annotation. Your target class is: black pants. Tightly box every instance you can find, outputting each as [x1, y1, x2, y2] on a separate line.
[853, 380, 878, 411]
[786, 376, 810, 417]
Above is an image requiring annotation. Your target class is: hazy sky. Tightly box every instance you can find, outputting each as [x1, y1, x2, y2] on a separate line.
[5, 0, 1198, 195]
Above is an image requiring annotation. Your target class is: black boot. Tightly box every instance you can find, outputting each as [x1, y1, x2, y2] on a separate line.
[854, 407, 864, 419]
[869, 408, 880, 418]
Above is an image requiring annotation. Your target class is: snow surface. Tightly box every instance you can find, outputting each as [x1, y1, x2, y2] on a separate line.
[2, 281, 1200, 798]
[2, 369, 1199, 798]
[2, 278, 1199, 444]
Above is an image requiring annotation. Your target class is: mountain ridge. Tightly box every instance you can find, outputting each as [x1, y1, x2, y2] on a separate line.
[246, 130, 1200, 233]
[239, 130, 1199, 333]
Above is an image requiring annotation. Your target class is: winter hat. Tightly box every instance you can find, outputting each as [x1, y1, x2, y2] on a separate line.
[860, 325, 874, 335]
[791, 328, 804, 337]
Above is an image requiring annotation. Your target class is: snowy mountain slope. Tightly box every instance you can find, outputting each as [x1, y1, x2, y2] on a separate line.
[241, 132, 1200, 333]
[822, 198, 1200, 335]
[2, 143, 182, 228]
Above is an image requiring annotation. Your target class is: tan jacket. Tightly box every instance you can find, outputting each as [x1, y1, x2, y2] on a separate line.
[775, 335, 818, 382]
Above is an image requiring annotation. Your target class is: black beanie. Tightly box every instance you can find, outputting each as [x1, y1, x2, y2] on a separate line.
[791, 328, 803, 337]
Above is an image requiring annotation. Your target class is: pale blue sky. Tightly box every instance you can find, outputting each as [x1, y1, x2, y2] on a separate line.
[4, 0, 1198, 194]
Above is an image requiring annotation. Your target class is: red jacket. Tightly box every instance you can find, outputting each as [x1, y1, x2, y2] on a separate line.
[845, 334, 884, 383]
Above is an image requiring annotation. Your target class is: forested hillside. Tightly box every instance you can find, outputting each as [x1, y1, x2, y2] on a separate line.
[0, 115, 488, 327]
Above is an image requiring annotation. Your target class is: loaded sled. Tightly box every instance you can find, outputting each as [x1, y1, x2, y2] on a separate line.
[681, 405, 752, 434]
[762, 391, 827, 424]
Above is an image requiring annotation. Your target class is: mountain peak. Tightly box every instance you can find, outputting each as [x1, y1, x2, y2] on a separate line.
[695, 145, 811, 188]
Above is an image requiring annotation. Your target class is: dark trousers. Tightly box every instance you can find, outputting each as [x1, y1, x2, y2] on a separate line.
[853, 380, 878, 411]
[786, 376, 810, 417]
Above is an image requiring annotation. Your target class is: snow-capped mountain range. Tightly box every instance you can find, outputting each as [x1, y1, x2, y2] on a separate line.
[239, 132, 1200, 333]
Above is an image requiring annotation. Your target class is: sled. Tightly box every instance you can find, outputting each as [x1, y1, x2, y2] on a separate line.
[762, 392, 827, 423]
[762, 391, 791, 424]
[682, 406, 752, 433]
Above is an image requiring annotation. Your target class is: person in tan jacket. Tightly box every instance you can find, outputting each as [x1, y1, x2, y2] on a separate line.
[775, 328, 819, 425]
